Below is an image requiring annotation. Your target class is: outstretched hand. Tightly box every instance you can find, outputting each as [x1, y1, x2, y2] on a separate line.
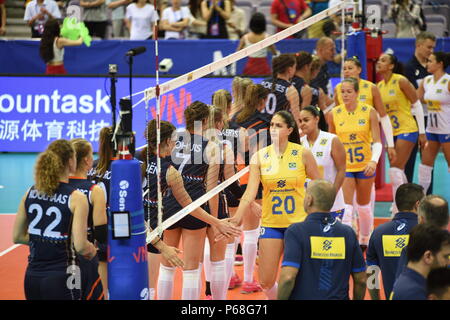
[160, 245, 184, 268]
[214, 219, 242, 242]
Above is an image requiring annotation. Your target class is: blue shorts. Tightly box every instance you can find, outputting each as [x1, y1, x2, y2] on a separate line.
[345, 170, 376, 179]
[394, 132, 419, 143]
[426, 132, 450, 143]
[259, 226, 287, 239]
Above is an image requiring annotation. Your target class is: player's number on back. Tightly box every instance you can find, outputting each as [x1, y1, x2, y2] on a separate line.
[390, 115, 400, 129]
[264, 93, 277, 115]
[272, 196, 295, 215]
[28, 204, 62, 238]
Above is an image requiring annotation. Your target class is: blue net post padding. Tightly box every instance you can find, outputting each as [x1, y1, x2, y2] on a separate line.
[108, 159, 149, 300]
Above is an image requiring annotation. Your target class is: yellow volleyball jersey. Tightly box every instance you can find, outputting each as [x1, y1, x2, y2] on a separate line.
[332, 103, 373, 172]
[258, 142, 307, 227]
[377, 73, 418, 135]
[335, 79, 374, 106]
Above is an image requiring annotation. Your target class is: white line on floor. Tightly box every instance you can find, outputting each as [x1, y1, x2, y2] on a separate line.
[0, 244, 21, 257]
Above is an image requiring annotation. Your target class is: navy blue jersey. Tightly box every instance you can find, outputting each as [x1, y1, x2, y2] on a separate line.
[68, 178, 96, 243]
[391, 267, 427, 300]
[25, 183, 77, 275]
[88, 159, 112, 206]
[142, 155, 172, 228]
[260, 77, 291, 116]
[310, 85, 320, 107]
[282, 212, 366, 300]
[366, 211, 418, 298]
[310, 63, 330, 95]
[292, 75, 306, 106]
[163, 133, 210, 220]
[220, 121, 242, 162]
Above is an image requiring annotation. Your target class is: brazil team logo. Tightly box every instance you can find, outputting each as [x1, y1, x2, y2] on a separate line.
[288, 162, 297, 169]
[277, 180, 286, 188]
[389, 89, 395, 96]
[320, 139, 327, 145]
[316, 152, 323, 158]
[382, 235, 410, 257]
[291, 149, 298, 156]
[358, 119, 366, 125]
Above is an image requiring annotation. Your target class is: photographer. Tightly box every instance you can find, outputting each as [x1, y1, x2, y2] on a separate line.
[388, 0, 426, 38]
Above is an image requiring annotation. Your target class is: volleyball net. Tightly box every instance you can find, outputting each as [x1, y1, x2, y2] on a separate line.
[119, 1, 356, 243]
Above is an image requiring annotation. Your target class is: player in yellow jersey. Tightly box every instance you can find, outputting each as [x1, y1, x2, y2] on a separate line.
[230, 110, 320, 300]
[329, 78, 383, 249]
[334, 57, 396, 159]
[417, 52, 450, 194]
[376, 53, 427, 213]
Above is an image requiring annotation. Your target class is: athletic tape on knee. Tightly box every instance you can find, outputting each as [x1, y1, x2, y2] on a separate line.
[357, 203, 373, 243]
[419, 164, 433, 193]
[243, 228, 260, 244]
[342, 204, 353, 226]
[159, 265, 176, 281]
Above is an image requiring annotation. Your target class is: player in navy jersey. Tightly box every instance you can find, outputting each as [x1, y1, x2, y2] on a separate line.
[68, 138, 107, 299]
[157, 101, 241, 300]
[260, 54, 301, 127]
[13, 139, 97, 300]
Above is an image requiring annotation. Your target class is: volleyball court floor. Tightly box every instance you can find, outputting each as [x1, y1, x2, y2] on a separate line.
[1, 152, 449, 300]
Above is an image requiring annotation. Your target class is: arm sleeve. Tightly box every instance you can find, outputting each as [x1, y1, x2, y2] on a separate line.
[282, 225, 303, 269]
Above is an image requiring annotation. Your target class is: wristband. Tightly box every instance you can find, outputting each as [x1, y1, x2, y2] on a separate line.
[411, 100, 426, 134]
[371, 142, 383, 163]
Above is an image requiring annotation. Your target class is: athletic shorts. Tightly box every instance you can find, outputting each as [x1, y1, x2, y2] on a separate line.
[165, 203, 209, 231]
[25, 271, 79, 300]
[224, 188, 240, 208]
[345, 170, 376, 179]
[426, 132, 450, 143]
[78, 255, 104, 300]
[394, 132, 419, 143]
[331, 208, 344, 221]
[217, 192, 229, 220]
[259, 226, 287, 239]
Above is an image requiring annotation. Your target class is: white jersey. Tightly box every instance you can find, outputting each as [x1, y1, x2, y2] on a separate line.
[423, 73, 450, 134]
[301, 130, 345, 212]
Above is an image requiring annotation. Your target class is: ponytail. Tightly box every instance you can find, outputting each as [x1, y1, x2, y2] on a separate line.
[387, 53, 405, 75]
[271, 54, 296, 91]
[236, 84, 269, 123]
[71, 138, 92, 171]
[96, 126, 114, 178]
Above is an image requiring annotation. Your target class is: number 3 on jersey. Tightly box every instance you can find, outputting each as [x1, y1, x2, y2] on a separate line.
[272, 195, 295, 214]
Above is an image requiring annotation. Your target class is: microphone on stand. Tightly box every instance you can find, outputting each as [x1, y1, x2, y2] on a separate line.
[125, 46, 147, 56]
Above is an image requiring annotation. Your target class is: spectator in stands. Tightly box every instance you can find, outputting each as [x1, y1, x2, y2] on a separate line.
[310, 36, 335, 95]
[403, 32, 436, 191]
[188, 0, 207, 39]
[237, 12, 277, 76]
[80, 0, 108, 39]
[307, 0, 328, 39]
[388, 0, 426, 38]
[270, 0, 311, 38]
[161, 0, 191, 39]
[24, 0, 61, 38]
[106, 0, 131, 38]
[201, 0, 231, 39]
[0, 0, 6, 35]
[226, 0, 246, 40]
[125, 0, 159, 40]
[427, 267, 450, 300]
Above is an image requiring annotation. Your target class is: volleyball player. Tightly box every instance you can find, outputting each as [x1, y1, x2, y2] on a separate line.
[68, 138, 107, 299]
[142, 119, 239, 300]
[417, 52, 450, 194]
[299, 106, 346, 220]
[329, 78, 382, 249]
[260, 54, 301, 126]
[231, 110, 321, 300]
[157, 101, 228, 300]
[334, 57, 396, 159]
[13, 139, 98, 300]
[376, 53, 427, 213]
[230, 77, 254, 118]
[230, 83, 272, 294]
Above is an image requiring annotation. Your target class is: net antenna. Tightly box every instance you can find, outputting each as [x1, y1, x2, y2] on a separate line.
[136, 1, 354, 244]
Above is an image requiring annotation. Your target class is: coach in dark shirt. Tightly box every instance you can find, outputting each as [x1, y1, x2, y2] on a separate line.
[366, 183, 423, 300]
[278, 180, 366, 300]
[403, 32, 436, 189]
[310, 37, 336, 95]
[390, 223, 450, 300]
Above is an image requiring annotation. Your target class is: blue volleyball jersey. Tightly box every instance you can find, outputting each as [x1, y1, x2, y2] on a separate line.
[260, 77, 291, 116]
[292, 75, 306, 106]
[220, 121, 242, 162]
[390, 267, 427, 300]
[88, 159, 112, 206]
[163, 133, 210, 215]
[25, 183, 77, 275]
[142, 155, 172, 227]
[68, 178, 96, 243]
[366, 211, 418, 298]
[282, 212, 366, 300]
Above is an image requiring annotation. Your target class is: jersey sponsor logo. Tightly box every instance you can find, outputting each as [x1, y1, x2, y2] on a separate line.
[320, 139, 328, 145]
[288, 162, 297, 169]
[277, 180, 286, 188]
[382, 235, 410, 257]
[310, 236, 346, 259]
[316, 152, 323, 157]
[349, 133, 357, 141]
